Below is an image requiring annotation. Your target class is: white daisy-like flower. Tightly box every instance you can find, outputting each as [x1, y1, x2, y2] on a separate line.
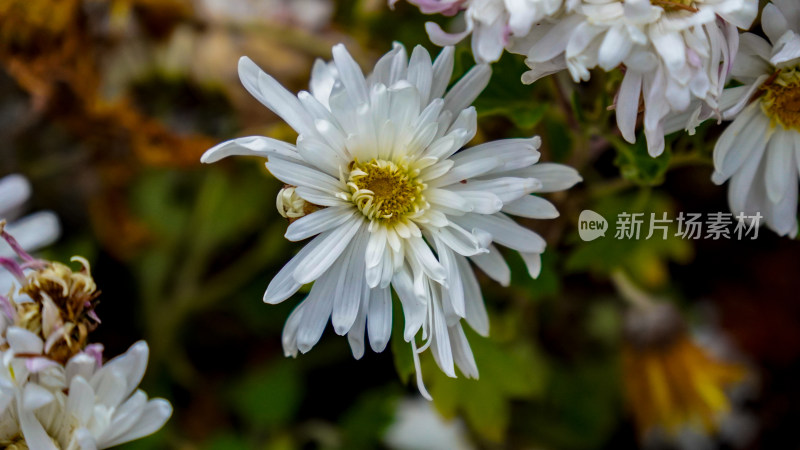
[201, 43, 581, 396]
[390, 0, 573, 63]
[518, 0, 757, 156]
[0, 174, 60, 297]
[0, 228, 171, 449]
[668, 0, 800, 236]
[38, 341, 173, 450]
[0, 340, 171, 450]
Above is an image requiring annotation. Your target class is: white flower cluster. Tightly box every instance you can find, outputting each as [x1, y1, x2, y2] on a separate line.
[0, 224, 171, 449]
[202, 43, 581, 396]
[402, 0, 800, 237]
[402, 0, 758, 157]
[668, 0, 800, 236]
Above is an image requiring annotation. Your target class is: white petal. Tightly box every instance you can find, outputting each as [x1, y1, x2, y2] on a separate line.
[1, 211, 60, 258]
[430, 296, 455, 378]
[616, 71, 642, 143]
[295, 271, 336, 354]
[332, 44, 369, 106]
[408, 45, 434, 103]
[200, 136, 299, 163]
[503, 163, 582, 193]
[67, 376, 95, 424]
[454, 214, 546, 253]
[346, 281, 371, 359]
[7, 327, 44, 354]
[430, 46, 455, 100]
[293, 216, 363, 284]
[443, 65, 491, 118]
[239, 57, 315, 137]
[22, 383, 54, 411]
[501, 195, 559, 219]
[103, 399, 172, 447]
[469, 244, 510, 286]
[265, 158, 344, 194]
[765, 130, 795, 204]
[0, 174, 31, 220]
[285, 207, 355, 242]
[455, 255, 489, 336]
[332, 230, 368, 335]
[367, 287, 392, 352]
[449, 324, 478, 379]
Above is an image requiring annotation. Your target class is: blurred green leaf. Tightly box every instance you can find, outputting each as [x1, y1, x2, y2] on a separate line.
[612, 136, 672, 186]
[427, 327, 550, 442]
[473, 53, 548, 130]
[526, 359, 622, 449]
[391, 298, 416, 385]
[228, 361, 304, 428]
[203, 433, 250, 450]
[340, 387, 401, 449]
[510, 250, 561, 301]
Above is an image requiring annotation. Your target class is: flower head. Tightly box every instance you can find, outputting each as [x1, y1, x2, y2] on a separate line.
[519, 0, 758, 156]
[0, 227, 171, 449]
[0, 222, 100, 364]
[668, 0, 800, 236]
[622, 302, 748, 441]
[393, 0, 572, 63]
[202, 42, 581, 397]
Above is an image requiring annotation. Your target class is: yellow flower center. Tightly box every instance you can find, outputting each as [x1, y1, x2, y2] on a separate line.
[760, 68, 800, 131]
[347, 159, 425, 221]
[650, 0, 698, 13]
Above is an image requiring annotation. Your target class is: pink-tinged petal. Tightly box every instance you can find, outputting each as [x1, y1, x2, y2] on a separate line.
[25, 357, 58, 373]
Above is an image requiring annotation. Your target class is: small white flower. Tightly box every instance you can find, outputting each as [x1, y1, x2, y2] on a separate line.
[669, 0, 800, 236]
[0, 230, 171, 449]
[384, 398, 475, 450]
[0, 340, 171, 450]
[519, 0, 757, 156]
[392, 0, 573, 63]
[46, 342, 172, 450]
[202, 43, 581, 397]
[0, 175, 60, 297]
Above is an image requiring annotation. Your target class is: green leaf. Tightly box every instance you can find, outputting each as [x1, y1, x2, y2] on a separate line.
[340, 387, 401, 449]
[426, 327, 550, 442]
[472, 53, 548, 130]
[526, 359, 623, 449]
[510, 250, 561, 301]
[228, 361, 303, 428]
[611, 135, 672, 186]
[390, 297, 415, 384]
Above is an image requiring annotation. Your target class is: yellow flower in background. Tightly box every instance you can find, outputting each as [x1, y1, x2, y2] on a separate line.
[622, 302, 747, 439]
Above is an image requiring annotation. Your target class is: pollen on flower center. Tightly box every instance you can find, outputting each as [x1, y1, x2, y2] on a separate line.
[650, 0, 698, 13]
[347, 159, 425, 221]
[760, 68, 800, 131]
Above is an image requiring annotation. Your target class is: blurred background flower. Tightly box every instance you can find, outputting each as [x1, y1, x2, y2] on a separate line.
[1, 1, 799, 449]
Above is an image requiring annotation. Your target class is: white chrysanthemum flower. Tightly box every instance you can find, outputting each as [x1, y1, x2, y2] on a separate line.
[201, 43, 581, 397]
[0, 340, 171, 450]
[39, 342, 172, 450]
[391, 0, 573, 63]
[519, 0, 757, 156]
[668, 0, 800, 236]
[0, 228, 171, 449]
[0, 174, 60, 297]
[0, 327, 68, 449]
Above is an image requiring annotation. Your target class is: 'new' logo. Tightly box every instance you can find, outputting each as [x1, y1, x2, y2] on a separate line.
[578, 210, 608, 241]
